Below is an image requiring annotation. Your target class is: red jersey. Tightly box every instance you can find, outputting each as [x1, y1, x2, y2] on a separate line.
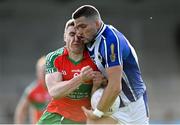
[45, 47, 98, 122]
[24, 80, 51, 123]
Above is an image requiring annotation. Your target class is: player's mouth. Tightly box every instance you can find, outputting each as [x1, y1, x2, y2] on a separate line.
[73, 41, 83, 46]
[73, 43, 81, 46]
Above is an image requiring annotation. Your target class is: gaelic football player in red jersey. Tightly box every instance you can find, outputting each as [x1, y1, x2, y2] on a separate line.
[14, 56, 51, 124]
[37, 19, 105, 124]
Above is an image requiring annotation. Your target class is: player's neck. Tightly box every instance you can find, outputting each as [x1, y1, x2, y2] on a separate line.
[69, 52, 83, 62]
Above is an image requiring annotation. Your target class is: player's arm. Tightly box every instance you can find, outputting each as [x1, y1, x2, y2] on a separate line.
[14, 95, 30, 124]
[96, 32, 126, 113]
[46, 71, 82, 99]
[46, 65, 94, 99]
[97, 65, 122, 112]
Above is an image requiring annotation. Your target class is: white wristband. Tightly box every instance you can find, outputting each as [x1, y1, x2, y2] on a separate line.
[93, 108, 104, 118]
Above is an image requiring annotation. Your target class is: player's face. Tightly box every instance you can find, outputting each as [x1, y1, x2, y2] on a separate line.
[64, 26, 84, 54]
[74, 16, 98, 44]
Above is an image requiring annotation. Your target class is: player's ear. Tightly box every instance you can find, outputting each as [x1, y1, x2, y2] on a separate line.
[95, 20, 101, 28]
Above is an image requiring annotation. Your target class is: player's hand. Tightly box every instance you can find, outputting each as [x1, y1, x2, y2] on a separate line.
[93, 71, 107, 87]
[80, 66, 94, 83]
[81, 106, 100, 121]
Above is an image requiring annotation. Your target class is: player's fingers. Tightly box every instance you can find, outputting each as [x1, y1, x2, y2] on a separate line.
[82, 106, 93, 119]
[81, 106, 88, 116]
[81, 65, 91, 72]
[81, 68, 93, 77]
[83, 70, 94, 79]
[93, 71, 101, 75]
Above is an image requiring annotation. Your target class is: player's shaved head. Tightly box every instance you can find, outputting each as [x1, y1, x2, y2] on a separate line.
[72, 5, 101, 21]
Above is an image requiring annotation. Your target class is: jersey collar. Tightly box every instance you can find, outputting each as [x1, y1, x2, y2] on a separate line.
[95, 22, 106, 41]
[64, 47, 89, 60]
[63, 47, 69, 56]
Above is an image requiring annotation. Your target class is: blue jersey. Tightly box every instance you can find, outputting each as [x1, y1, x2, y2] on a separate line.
[87, 23, 147, 106]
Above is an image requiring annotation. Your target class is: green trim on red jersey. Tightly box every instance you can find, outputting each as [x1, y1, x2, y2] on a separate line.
[37, 111, 83, 124]
[46, 47, 64, 74]
[67, 56, 83, 65]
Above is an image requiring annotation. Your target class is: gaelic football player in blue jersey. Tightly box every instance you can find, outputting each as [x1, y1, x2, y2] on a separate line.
[72, 5, 149, 124]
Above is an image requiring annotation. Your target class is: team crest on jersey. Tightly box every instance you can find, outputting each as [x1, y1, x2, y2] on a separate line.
[110, 43, 116, 62]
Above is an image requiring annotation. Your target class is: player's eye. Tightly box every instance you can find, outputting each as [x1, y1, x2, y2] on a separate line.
[69, 32, 75, 36]
[77, 24, 87, 29]
[80, 24, 87, 29]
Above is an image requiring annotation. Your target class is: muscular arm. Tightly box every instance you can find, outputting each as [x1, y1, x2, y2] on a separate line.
[46, 72, 82, 99]
[14, 96, 30, 124]
[46, 66, 94, 99]
[97, 65, 122, 112]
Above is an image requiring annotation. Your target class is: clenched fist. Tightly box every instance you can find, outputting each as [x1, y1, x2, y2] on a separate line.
[80, 65, 95, 83]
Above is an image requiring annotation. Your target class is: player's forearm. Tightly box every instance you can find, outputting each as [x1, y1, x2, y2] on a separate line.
[47, 66, 94, 99]
[97, 82, 121, 112]
[48, 75, 82, 99]
[97, 66, 122, 112]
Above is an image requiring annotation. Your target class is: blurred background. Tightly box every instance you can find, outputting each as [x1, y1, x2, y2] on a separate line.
[0, 0, 180, 123]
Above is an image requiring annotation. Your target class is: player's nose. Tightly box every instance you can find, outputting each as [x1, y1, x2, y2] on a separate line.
[74, 35, 81, 43]
[76, 34, 84, 41]
[76, 29, 83, 37]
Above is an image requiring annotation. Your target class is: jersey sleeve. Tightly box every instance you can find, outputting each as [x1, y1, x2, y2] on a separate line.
[45, 52, 58, 74]
[45, 47, 65, 74]
[101, 34, 121, 68]
[101, 30, 130, 68]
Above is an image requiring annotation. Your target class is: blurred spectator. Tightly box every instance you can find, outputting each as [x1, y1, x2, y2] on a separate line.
[14, 56, 51, 124]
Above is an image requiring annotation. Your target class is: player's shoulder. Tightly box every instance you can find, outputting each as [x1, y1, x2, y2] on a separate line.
[104, 24, 116, 34]
[46, 47, 65, 63]
[102, 25, 119, 41]
[45, 47, 66, 73]
[103, 24, 127, 44]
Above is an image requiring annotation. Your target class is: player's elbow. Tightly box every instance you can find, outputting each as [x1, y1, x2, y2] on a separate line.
[46, 82, 61, 99]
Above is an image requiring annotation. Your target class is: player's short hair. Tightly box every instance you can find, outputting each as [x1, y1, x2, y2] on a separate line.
[65, 19, 74, 31]
[72, 5, 100, 20]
